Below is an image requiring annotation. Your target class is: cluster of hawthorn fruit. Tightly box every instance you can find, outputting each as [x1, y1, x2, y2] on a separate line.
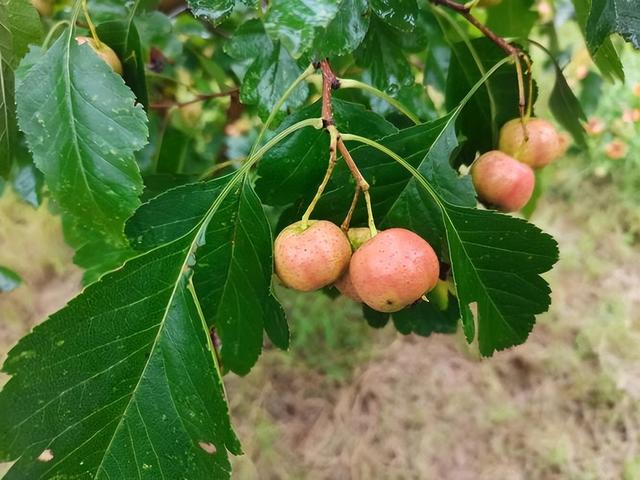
[274, 117, 567, 313]
[61, 4, 567, 313]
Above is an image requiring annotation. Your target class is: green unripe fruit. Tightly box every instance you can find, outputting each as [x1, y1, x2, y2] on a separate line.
[274, 220, 351, 292]
[349, 228, 440, 313]
[471, 150, 535, 212]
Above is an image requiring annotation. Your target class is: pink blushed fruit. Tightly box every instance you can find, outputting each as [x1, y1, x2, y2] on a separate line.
[274, 220, 351, 292]
[472, 151, 535, 212]
[499, 118, 562, 168]
[349, 228, 440, 313]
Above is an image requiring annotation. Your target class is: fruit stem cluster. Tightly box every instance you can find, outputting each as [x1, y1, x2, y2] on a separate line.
[302, 60, 378, 237]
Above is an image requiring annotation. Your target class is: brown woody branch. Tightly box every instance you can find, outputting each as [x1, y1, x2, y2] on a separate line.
[150, 89, 239, 110]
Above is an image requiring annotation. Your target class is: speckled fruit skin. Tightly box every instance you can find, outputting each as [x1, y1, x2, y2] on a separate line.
[75, 37, 123, 76]
[275, 220, 352, 292]
[349, 229, 440, 313]
[498, 118, 561, 168]
[472, 150, 535, 212]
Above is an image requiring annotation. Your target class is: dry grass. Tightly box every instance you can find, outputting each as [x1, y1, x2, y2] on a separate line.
[1, 161, 639, 479]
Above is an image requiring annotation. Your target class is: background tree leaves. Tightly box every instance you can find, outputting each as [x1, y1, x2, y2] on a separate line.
[15, 30, 148, 243]
[263, 0, 340, 59]
[586, 0, 640, 53]
[224, 19, 308, 120]
[485, 0, 537, 38]
[188, 0, 236, 24]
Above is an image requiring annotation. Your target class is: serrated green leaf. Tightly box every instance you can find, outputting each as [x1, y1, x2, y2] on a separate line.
[97, 19, 150, 108]
[15, 29, 147, 242]
[363, 304, 390, 328]
[485, 0, 537, 38]
[571, 0, 625, 82]
[126, 176, 286, 374]
[225, 19, 308, 121]
[0, 50, 14, 177]
[370, 0, 418, 32]
[256, 98, 397, 206]
[188, 0, 235, 24]
[0, 166, 286, 477]
[354, 17, 414, 92]
[586, 0, 640, 52]
[313, 0, 369, 57]
[263, 0, 340, 58]
[442, 205, 557, 355]
[0, 265, 21, 292]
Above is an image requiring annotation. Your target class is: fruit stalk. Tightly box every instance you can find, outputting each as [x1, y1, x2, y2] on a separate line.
[429, 0, 530, 124]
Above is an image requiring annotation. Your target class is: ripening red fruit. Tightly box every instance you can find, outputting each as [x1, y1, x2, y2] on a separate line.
[471, 150, 535, 212]
[498, 118, 561, 168]
[75, 37, 123, 75]
[274, 220, 351, 292]
[349, 228, 440, 313]
[334, 228, 372, 302]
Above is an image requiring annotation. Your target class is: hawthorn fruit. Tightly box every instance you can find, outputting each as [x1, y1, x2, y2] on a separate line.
[498, 118, 561, 168]
[471, 150, 535, 212]
[349, 228, 440, 313]
[334, 228, 372, 302]
[75, 37, 123, 75]
[274, 220, 351, 292]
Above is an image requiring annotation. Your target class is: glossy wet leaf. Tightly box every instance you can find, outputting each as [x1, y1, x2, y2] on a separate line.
[313, 0, 369, 57]
[263, 0, 340, 58]
[188, 0, 235, 24]
[15, 30, 148, 242]
[370, 0, 418, 32]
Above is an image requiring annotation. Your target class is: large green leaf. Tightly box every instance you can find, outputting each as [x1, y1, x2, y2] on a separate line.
[263, 0, 340, 58]
[548, 57, 588, 149]
[127, 176, 288, 374]
[188, 0, 235, 24]
[485, 0, 537, 38]
[586, 0, 640, 52]
[97, 19, 150, 108]
[15, 28, 148, 242]
[571, 0, 624, 82]
[370, 0, 418, 32]
[423, 9, 451, 93]
[313, 0, 369, 57]
[256, 98, 397, 206]
[0, 162, 297, 477]
[225, 19, 308, 121]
